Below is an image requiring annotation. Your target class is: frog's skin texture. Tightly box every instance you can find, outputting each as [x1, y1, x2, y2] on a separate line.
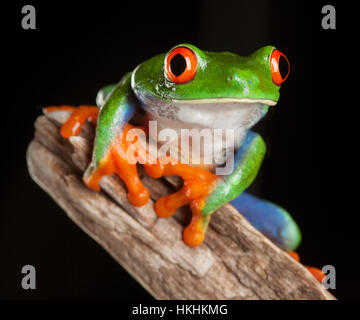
[45, 44, 324, 282]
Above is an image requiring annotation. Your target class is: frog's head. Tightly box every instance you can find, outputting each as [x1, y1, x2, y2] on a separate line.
[131, 43, 290, 130]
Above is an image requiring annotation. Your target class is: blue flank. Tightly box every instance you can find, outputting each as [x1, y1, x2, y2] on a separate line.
[232, 131, 257, 174]
[119, 100, 136, 125]
[230, 192, 302, 251]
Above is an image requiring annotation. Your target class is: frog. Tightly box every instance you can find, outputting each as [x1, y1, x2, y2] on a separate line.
[45, 44, 325, 282]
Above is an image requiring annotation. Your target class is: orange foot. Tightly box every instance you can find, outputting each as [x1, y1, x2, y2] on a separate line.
[148, 160, 217, 247]
[83, 124, 151, 207]
[44, 105, 99, 138]
[287, 251, 326, 283]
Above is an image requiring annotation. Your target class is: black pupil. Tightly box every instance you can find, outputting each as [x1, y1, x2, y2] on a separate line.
[279, 55, 289, 79]
[170, 54, 186, 77]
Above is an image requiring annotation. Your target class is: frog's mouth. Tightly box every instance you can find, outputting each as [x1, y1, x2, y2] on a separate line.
[140, 97, 274, 130]
[172, 98, 277, 106]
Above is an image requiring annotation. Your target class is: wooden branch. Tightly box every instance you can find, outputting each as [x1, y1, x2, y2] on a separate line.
[26, 111, 335, 300]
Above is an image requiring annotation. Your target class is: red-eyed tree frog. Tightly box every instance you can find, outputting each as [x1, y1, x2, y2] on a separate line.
[45, 44, 325, 282]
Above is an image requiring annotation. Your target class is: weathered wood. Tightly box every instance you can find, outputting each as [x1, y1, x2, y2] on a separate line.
[26, 111, 335, 300]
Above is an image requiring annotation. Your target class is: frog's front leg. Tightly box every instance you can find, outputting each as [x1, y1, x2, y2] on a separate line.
[83, 73, 153, 206]
[152, 131, 266, 247]
[151, 162, 218, 246]
[46, 73, 150, 207]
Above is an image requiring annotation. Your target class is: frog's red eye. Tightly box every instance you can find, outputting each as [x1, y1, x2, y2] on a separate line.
[164, 47, 197, 84]
[270, 49, 290, 85]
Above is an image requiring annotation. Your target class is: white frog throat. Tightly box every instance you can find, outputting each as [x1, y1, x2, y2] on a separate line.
[139, 99, 267, 169]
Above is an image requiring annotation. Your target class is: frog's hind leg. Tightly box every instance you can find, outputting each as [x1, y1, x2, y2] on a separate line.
[230, 192, 301, 251]
[231, 192, 325, 283]
[44, 105, 99, 138]
[287, 251, 325, 283]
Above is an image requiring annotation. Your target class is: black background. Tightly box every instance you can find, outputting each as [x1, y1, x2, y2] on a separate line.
[0, 0, 357, 300]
